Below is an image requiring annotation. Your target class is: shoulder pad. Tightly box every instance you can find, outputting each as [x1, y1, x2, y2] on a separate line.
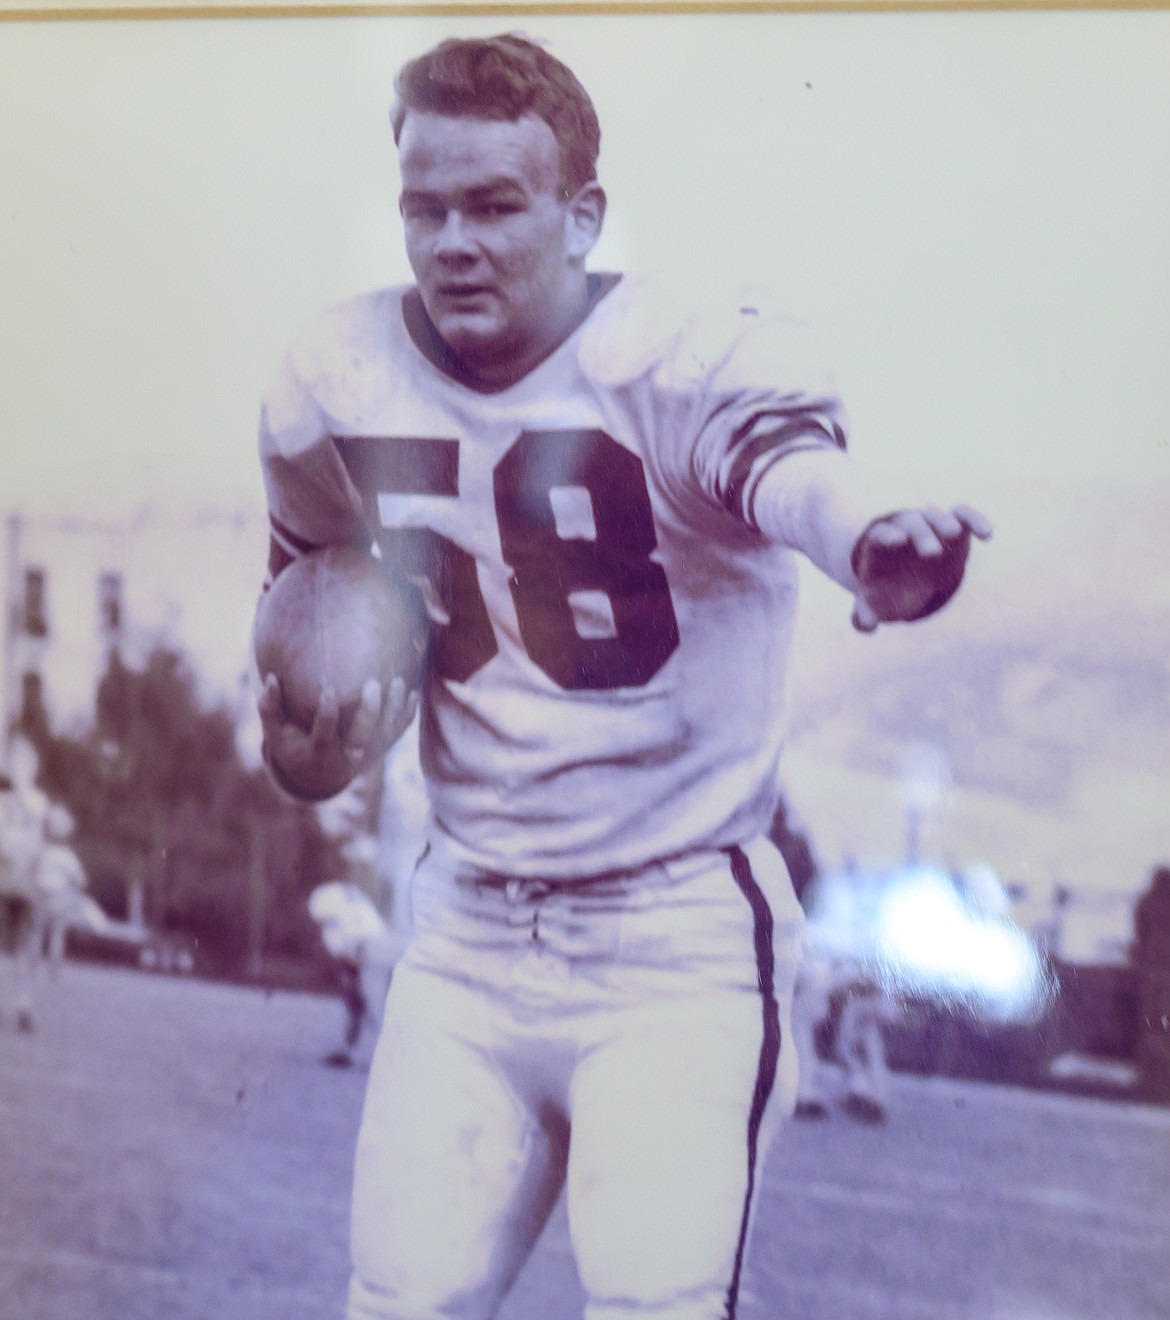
[658, 289, 836, 402]
[286, 287, 408, 393]
[575, 277, 688, 386]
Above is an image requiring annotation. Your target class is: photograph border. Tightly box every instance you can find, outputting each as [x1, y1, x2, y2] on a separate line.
[2, 9, 1167, 1320]
[3, 0, 1169, 27]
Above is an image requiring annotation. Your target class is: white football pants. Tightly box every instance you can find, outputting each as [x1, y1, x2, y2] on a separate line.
[347, 834, 803, 1320]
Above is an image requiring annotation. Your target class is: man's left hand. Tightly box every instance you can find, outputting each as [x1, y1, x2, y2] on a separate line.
[850, 504, 992, 633]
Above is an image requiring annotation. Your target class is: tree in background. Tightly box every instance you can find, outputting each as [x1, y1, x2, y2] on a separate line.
[21, 646, 345, 979]
[1132, 865, 1170, 1103]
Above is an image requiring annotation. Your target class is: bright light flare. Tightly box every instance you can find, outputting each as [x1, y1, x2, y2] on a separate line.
[873, 869, 1052, 1023]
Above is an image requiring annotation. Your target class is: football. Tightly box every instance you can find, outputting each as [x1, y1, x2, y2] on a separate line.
[253, 546, 427, 738]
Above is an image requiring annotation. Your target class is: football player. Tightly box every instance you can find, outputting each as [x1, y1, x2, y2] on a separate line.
[0, 740, 55, 1032]
[0, 771, 37, 1031]
[255, 34, 991, 1320]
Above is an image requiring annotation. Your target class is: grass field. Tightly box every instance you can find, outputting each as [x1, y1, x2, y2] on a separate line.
[1, 961, 1168, 1320]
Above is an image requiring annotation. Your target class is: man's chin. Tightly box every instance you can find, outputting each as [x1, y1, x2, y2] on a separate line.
[432, 314, 508, 368]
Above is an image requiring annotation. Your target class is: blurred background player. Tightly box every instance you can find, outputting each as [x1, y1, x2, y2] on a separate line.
[309, 880, 393, 1067]
[770, 805, 896, 1123]
[310, 772, 409, 1067]
[791, 936, 895, 1124]
[33, 803, 88, 980]
[0, 770, 38, 1031]
[0, 736, 55, 1031]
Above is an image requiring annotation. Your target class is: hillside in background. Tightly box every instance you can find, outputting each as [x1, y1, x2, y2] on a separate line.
[783, 477, 1169, 897]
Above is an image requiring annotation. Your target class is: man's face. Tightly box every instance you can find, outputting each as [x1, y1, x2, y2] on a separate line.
[397, 111, 592, 374]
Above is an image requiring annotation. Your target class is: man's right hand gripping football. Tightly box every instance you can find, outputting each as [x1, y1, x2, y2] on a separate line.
[258, 675, 418, 801]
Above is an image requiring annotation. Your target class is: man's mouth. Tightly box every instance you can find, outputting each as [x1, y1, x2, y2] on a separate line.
[436, 283, 493, 302]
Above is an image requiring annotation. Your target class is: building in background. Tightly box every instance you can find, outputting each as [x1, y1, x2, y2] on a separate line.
[0, 506, 268, 770]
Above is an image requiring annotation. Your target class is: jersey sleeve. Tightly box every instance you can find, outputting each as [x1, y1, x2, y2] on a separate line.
[685, 308, 849, 532]
[258, 346, 370, 584]
[751, 447, 904, 587]
[676, 305, 908, 588]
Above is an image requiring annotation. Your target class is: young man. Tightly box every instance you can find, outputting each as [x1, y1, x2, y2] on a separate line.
[256, 34, 990, 1320]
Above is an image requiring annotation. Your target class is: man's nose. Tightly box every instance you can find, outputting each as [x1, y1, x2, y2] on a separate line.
[433, 210, 476, 260]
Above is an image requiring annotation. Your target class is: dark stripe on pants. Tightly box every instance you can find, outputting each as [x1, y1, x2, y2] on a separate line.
[724, 845, 782, 1320]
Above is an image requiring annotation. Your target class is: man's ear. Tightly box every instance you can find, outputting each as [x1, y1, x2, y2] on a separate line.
[565, 182, 606, 261]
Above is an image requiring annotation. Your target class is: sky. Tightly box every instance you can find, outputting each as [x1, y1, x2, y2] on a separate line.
[1, 9, 1168, 906]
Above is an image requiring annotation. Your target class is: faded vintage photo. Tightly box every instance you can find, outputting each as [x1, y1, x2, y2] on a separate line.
[0, 10, 1167, 1320]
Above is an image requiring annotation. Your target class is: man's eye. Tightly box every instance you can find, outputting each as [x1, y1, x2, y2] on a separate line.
[404, 204, 444, 224]
[475, 202, 521, 219]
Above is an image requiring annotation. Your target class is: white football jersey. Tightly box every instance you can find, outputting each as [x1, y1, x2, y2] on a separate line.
[259, 275, 859, 878]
